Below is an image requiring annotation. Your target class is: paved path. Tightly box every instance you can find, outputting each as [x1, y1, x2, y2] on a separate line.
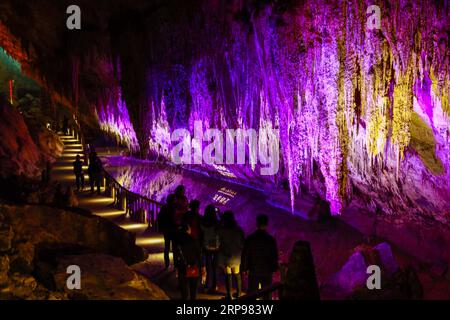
[51, 133, 224, 300]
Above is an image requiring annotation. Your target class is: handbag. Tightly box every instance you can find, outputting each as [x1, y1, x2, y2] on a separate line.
[177, 245, 199, 278]
[186, 265, 199, 278]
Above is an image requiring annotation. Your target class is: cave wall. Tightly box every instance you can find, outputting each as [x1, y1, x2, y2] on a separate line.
[113, 0, 450, 226]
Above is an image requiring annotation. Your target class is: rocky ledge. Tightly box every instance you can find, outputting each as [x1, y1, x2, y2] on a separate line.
[0, 202, 168, 300]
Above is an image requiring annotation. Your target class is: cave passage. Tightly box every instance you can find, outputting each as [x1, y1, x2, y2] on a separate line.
[0, 0, 449, 302]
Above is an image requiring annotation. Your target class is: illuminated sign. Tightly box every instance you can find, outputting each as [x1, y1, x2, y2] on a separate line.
[212, 187, 237, 206]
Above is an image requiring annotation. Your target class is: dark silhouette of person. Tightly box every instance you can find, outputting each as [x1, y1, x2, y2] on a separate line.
[62, 115, 69, 135]
[174, 185, 189, 226]
[241, 214, 279, 300]
[174, 223, 202, 300]
[282, 241, 320, 300]
[218, 210, 245, 299]
[183, 199, 202, 243]
[93, 156, 103, 195]
[88, 151, 102, 195]
[157, 194, 177, 269]
[73, 154, 85, 191]
[200, 204, 220, 293]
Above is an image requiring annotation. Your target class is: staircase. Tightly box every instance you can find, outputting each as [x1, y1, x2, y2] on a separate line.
[51, 133, 226, 300]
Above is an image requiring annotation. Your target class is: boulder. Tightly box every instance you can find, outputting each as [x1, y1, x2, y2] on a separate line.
[37, 130, 64, 163]
[0, 202, 169, 300]
[374, 242, 399, 276]
[0, 202, 145, 264]
[331, 242, 424, 299]
[335, 251, 368, 292]
[53, 254, 169, 300]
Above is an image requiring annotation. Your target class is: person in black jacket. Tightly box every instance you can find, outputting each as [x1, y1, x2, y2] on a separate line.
[174, 223, 203, 300]
[200, 205, 220, 293]
[157, 194, 177, 269]
[241, 214, 278, 300]
[73, 154, 84, 191]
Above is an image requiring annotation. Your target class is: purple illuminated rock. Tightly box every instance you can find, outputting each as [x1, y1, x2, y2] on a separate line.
[335, 251, 368, 292]
[374, 242, 399, 276]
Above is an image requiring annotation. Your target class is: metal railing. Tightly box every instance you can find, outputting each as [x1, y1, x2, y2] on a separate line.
[66, 122, 163, 230]
[103, 169, 163, 229]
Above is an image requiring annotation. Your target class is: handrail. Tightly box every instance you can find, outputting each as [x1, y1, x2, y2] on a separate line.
[102, 160, 163, 230]
[68, 123, 163, 230]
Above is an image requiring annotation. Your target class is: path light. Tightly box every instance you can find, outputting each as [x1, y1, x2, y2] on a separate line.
[136, 237, 164, 246]
[81, 198, 113, 205]
[119, 223, 148, 231]
[96, 210, 125, 218]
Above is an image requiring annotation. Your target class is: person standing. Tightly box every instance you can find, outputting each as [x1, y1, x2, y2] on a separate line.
[241, 214, 279, 300]
[62, 115, 68, 135]
[157, 194, 177, 269]
[73, 154, 85, 191]
[88, 151, 102, 195]
[183, 200, 202, 242]
[174, 185, 189, 227]
[93, 155, 103, 195]
[174, 223, 202, 300]
[200, 204, 220, 293]
[218, 210, 245, 299]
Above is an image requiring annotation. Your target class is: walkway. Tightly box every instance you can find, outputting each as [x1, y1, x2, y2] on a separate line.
[50, 133, 223, 300]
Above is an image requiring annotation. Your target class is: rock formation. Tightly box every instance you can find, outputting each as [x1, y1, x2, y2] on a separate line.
[0, 202, 167, 300]
[0, 0, 448, 266]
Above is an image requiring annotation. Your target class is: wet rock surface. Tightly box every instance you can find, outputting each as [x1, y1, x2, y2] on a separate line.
[53, 254, 168, 300]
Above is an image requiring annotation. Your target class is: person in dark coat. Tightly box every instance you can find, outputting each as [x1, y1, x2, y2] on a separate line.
[241, 214, 279, 300]
[88, 151, 102, 195]
[174, 223, 203, 300]
[218, 210, 245, 299]
[183, 199, 202, 243]
[157, 194, 177, 269]
[200, 204, 220, 293]
[62, 115, 69, 135]
[73, 154, 85, 191]
[174, 185, 189, 226]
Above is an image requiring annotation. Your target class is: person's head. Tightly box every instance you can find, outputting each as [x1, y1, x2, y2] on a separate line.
[166, 194, 176, 207]
[256, 214, 269, 231]
[189, 199, 200, 213]
[222, 210, 237, 228]
[175, 185, 185, 197]
[76, 154, 81, 161]
[203, 204, 218, 226]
